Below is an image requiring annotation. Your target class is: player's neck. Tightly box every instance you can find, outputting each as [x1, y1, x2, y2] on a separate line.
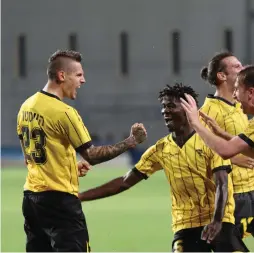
[43, 81, 64, 100]
[214, 83, 235, 103]
[172, 125, 195, 146]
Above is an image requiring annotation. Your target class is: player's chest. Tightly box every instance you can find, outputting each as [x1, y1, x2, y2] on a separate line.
[159, 142, 209, 177]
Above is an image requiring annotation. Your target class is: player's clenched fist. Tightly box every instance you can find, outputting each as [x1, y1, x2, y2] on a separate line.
[130, 123, 147, 144]
[77, 160, 91, 177]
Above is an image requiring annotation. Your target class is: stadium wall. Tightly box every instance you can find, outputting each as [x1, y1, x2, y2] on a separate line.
[2, 0, 251, 148]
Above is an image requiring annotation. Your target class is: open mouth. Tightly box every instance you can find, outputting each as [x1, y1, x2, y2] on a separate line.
[164, 117, 173, 125]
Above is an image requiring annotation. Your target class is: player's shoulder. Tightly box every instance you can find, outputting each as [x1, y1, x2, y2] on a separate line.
[18, 93, 38, 111]
[63, 105, 80, 117]
[141, 136, 168, 157]
[57, 104, 83, 124]
[200, 96, 222, 112]
[154, 135, 171, 151]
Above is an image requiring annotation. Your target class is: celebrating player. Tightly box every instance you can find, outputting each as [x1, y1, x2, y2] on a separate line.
[199, 52, 254, 238]
[79, 83, 248, 252]
[17, 50, 147, 252]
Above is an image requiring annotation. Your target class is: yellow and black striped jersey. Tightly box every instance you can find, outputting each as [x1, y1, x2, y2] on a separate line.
[17, 90, 91, 196]
[201, 95, 254, 194]
[135, 132, 234, 233]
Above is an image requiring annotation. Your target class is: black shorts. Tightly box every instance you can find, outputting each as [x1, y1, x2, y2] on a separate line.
[172, 222, 248, 252]
[22, 190, 90, 252]
[234, 191, 254, 224]
[234, 191, 254, 238]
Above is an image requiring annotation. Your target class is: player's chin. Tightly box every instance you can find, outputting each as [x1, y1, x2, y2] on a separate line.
[70, 92, 77, 100]
[166, 125, 176, 132]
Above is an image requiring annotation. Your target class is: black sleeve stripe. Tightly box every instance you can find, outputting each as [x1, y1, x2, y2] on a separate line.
[58, 121, 72, 143]
[18, 134, 23, 140]
[212, 165, 232, 174]
[73, 110, 91, 139]
[65, 112, 83, 143]
[132, 167, 148, 180]
[75, 142, 93, 153]
[58, 120, 92, 151]
[238, 133, 254, 148]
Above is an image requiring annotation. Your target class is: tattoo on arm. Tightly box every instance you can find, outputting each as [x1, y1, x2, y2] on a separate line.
[79, 137, 135, 165]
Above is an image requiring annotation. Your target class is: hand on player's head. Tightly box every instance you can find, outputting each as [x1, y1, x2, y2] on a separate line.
[130, 123, 147, 144]
[180, 93, 200, 127]
[77, 160, 92, 177]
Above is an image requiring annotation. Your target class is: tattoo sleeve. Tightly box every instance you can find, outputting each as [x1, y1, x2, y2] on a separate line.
[79, 137, 135, 165]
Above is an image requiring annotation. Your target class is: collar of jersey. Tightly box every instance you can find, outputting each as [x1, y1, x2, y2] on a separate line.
[207, 94, 235, 107]
[40, 90, 61, 101]
[169, 130, 196, 149]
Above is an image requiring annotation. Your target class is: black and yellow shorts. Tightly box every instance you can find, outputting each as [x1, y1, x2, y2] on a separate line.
[23, 190, 90, 252]
[234, 190, 254, 238]
[172, 222, 248, 252]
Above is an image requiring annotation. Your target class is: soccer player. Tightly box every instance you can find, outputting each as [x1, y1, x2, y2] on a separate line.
[17, 50, 147, 252]
[199, 52, 254, 238]
[181, 65, 254, 239]
[79, 83, 248, 252]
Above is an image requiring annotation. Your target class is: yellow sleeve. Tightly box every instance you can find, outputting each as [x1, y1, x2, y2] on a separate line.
[238, 119, 254, 148]
[59, 108, 92, 150]
[207, 147, 232, 174]
[135, 144, 162, 178]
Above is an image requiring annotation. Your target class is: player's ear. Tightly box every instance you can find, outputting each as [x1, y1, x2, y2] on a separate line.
[248, 87, 254, 104]
[56, 70, 65, 83]
[217, 71, 226, 82]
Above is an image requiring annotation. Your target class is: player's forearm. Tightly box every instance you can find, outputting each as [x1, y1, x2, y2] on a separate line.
[213, 174, 228, 222]
[78, 177, 130, 201]
[193, 122, 235, 159]
[80, 137, 136, 165]
[217, 130, 233, 141]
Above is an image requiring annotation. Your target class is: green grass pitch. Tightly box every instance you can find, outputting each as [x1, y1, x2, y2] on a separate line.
[2, 167, 254, 252]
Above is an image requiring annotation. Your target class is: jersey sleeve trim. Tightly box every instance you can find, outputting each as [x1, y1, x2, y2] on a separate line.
[238, 133, 254, 148]
[212, 165, 232, 174]
[132, 167, 148, 180]
[75, 141, 92, 153]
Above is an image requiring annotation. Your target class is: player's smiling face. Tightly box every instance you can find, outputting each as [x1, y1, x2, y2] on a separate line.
[222, 56, 243, 88]
[233, 77, 254, 114]
[161, 95, 188, 132]
[63, 61, 85, 100]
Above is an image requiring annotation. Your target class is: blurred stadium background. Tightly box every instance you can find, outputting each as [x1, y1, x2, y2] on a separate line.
[2, 0, 254, 251]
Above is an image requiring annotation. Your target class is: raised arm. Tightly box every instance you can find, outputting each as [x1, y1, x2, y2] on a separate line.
[181, 94, 253, 159]
[199, 112, 254, 167]
[78, 123, 147, 165]
[78, 168, 145, 201]
[201, 170, 228, 243]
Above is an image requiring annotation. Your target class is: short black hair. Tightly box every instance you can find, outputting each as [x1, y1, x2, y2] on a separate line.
[47, 49, 82, 81]
[238, 65, 254, 88]
[158, 82, 199, 106]
[201, 51, 234, 86]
